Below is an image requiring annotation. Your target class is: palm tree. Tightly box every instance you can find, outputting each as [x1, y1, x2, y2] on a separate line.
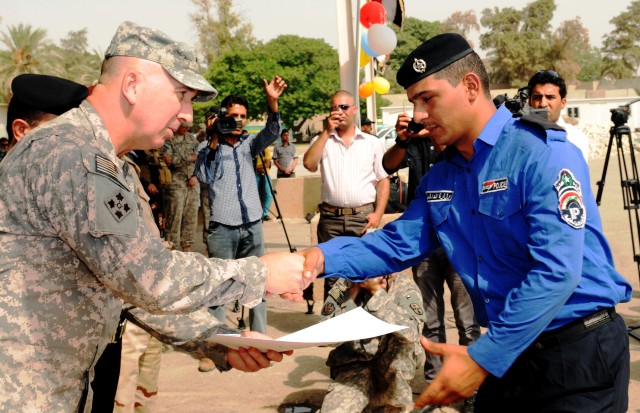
[0, 23, 64, 102]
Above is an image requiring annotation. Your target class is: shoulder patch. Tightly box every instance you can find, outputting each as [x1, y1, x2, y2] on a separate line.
[554, 169, 586, 229]
[105, 189, 133, 222]
[95, 154, 120, 181]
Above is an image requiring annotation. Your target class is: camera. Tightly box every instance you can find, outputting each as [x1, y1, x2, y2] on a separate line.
[407, 119, 424, 134]
[206, 107, 242, 135]
[495, 86, 547, 120]
[610, 106, 630, 127]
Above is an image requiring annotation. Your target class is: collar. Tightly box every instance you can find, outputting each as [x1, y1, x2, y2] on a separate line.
[443, 106, 512, 162]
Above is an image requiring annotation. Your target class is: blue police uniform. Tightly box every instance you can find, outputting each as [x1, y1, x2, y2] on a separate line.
[318, 106, 632, 380]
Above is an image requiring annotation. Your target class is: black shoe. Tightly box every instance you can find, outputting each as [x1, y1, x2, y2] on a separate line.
[262, 215, 271, 221]
[232, 300, 240, 313]
[305, 300, 315, 314]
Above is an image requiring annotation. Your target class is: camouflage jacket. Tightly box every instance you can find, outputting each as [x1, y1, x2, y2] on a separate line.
[0, 102, 266, 412]
[322, 275, 426, 369]
[163, 132, 199, 187]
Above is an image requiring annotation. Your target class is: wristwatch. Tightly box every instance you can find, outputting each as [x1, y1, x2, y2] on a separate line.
[395, 135, 412, 149]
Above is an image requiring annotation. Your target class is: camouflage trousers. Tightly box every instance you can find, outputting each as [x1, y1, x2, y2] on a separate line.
[113, 322, 164, 413]
[322, 338, 420, 413]
[164, 184, 199, 250]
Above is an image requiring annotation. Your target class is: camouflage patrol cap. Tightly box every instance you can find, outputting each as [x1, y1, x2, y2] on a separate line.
[105, 21, 217, 102]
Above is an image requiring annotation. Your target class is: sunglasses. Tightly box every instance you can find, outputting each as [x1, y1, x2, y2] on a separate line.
[331, 104, 353, 111]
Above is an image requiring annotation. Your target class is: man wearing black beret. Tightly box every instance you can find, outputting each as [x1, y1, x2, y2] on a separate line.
[5, 73, 89, 149]
[296, 33, 631, 412]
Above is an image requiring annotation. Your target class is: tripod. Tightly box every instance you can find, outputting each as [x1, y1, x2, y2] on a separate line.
[236, 153, 298, 329]
[595, 97, 640, 341]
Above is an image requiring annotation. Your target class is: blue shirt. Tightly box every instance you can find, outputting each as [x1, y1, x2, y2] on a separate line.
[195, 111, 280, 226]
[318, 105, 632, 378]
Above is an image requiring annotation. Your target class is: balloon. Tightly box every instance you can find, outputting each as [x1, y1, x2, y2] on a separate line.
[359, 82, 375, 98]
[359, 48, 371, 68]
[367, 24, 397, 56]
[361, 33, 377, 57]
[373, 76, 390, 94]
[359, 1, 386, 28]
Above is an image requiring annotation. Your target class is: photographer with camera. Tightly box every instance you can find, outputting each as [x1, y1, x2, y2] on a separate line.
[527, 70, 589, 160]
[194, 76, 287, 371]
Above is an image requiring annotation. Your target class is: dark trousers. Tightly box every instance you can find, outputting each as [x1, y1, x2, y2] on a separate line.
[316, 212, 368, 301]
[412, 248, 480, 381]
[474, 313, 629, 413]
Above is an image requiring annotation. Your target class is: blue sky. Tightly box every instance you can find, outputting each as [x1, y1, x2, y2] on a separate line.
[1, 0, 631, 53]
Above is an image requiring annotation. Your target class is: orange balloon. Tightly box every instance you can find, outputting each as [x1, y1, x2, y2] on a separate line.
[359, 82, 375, 98]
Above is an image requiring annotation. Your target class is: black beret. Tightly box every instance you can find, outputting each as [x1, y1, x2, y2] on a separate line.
[361, 118, 373, 126]
[9, 74, 89, 116]
[396, 33, 473, 89]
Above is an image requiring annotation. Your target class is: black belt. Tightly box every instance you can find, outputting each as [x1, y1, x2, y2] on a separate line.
[532, 307, 617, 351]
[319, 202, 374, 216]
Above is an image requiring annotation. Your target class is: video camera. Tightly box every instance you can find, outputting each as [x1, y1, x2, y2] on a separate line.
[205, 107, 243, 135]
[494, 86, 548, 119]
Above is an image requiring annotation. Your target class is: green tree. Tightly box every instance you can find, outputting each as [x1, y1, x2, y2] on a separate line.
[601, 0, 640, 79]
[389, 17, 441, 73]
[0, 23, 63, 102]
[480, 0, 556, 86]
[548, 17, 591, 81]
[202, 35, 339, 130]
[442, 10, 480, 46]
[190, 0, 258, 67]
[58, 28, 101, 87]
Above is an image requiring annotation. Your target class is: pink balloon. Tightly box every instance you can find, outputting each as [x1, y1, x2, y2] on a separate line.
[360, 2, 386, 28]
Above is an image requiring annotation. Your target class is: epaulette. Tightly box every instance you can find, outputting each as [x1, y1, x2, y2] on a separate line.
[517, 115, 566, 143]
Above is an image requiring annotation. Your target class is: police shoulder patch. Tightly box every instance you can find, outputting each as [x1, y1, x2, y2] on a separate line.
[554, 169, 586, 229]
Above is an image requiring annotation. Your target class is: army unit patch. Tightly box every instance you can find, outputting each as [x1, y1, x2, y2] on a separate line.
[105, 190, 133, 222]
[321, 303, 335, 317]
[553, 169, 586, 229]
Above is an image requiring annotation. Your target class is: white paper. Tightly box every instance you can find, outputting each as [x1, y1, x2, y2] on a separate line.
[209, 307, 407, 352]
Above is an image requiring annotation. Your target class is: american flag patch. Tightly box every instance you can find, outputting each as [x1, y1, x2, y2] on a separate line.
[95, 154, 120, 182]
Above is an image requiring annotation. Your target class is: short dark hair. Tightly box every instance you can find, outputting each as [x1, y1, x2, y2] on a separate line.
[220, 94, 249, 111]
[281, 129, 289, 135]
[435, 52, 491, 99]
[527, 70, 566, 99]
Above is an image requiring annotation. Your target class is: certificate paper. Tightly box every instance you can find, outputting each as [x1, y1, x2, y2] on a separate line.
[209, 307, 407, 352]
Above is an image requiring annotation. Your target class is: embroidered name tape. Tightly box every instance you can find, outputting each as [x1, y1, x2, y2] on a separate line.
[426, 191, 453, 202]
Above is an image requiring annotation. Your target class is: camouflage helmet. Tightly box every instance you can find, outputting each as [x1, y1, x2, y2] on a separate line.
[105, 21, 217, 102]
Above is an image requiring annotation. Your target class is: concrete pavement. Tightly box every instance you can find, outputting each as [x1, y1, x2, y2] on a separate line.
[153, 156, 640, 413]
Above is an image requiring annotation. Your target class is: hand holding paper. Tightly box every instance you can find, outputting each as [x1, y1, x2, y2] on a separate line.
[212, 307, 407, 353]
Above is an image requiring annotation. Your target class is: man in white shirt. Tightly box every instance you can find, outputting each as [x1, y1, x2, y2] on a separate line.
[303, 90, 390, 305]
[528, 70, 589, 160]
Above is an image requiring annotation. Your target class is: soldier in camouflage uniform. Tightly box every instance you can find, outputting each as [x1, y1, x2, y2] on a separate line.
[163, 123, 200, 251]
[0, 21, 308, 413]
[320, 274, 426, 413]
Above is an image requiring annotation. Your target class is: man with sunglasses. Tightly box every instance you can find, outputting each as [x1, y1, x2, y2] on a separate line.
[297, 34, 632, 412]
[528, 70, 590, 160]
[303, 91, 390, 306]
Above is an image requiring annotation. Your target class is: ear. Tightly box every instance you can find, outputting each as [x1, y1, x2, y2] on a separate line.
[462, 73, 481, 102]
[561, 97, 567, 110]
[121, 70, 141, 105]
[11, 119, 32, 141]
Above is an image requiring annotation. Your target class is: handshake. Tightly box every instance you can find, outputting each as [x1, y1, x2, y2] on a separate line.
[259, 248, 325, 302]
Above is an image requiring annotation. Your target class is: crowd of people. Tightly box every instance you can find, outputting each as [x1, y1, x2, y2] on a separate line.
[0, 19, 632, 413]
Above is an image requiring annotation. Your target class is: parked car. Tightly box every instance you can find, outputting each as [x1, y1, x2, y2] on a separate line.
[376, 126, 397, 148]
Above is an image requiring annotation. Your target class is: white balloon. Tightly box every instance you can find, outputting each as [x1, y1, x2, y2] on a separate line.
[367, 24, 397, 56]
